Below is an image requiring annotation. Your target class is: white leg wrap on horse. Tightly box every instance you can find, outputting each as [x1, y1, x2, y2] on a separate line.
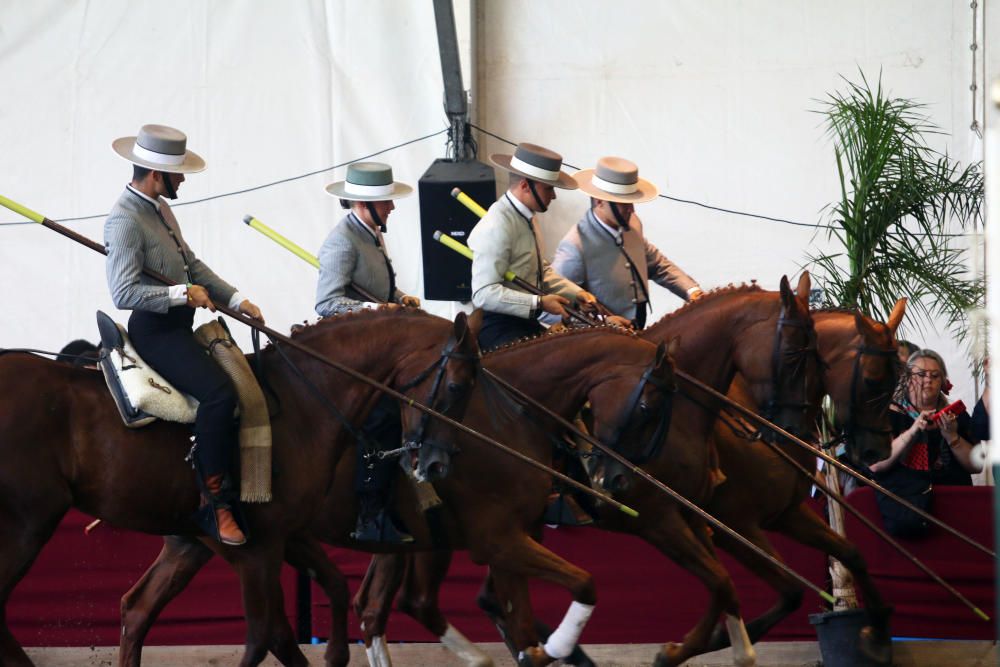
[441, 624, 495, 667]
[725, 615, 757, 667]
[542, 600, 594, 659]
[365, 635, 393, 667]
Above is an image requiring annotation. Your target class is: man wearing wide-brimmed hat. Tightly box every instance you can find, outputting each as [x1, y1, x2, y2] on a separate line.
[553, 156, 702, 330]
[316, 162, 419, 317]
[105, 124, 264, 546]
[469, 142, 597, 350]
[315, 161, 418, 544]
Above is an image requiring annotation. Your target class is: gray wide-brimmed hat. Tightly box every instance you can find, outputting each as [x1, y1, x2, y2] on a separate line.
[112, 124, 206, 174]
[325, 162, 413, 201]
[574, 156, 658, 204]
[490, 142, 578, 190]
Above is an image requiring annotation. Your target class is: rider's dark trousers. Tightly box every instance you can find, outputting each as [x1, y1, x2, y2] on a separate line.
[478, 311, 544, 352]
[129, 307, 237, 477]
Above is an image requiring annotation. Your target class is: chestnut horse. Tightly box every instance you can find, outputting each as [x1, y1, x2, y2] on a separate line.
[113, 326, 680, 667]
[350, 276, 824, 666]
[0, 308, 481, 667]
[700, 302, 905, 665]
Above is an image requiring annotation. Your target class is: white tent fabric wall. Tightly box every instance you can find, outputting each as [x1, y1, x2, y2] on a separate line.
[476, 0, 988, 406]
[0, 0, 450, 350]
[0, 0, 991, 406]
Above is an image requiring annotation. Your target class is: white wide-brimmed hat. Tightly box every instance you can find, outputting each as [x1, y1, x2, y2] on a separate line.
[573, 156, 658, 204]
[325, 162, 413, 202]
[490, 142, 578, 190]
[112, 124, 206, 174]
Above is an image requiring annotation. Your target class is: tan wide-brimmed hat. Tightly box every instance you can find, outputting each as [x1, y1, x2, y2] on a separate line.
[112, 124, 206, 174]
[490, 142, 578, 190]
[573, 156, 658, 204]
[325, 162, 413, 202]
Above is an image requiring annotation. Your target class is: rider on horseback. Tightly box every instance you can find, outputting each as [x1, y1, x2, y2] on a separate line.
[104, 124, 264, 546]
[316, 162, 419, 544]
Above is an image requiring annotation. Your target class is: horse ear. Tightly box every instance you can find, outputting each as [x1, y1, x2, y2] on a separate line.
[853, 310, 879, 341]
[453, 311, 469, 344]
[654, 341, 666, 367]
[886, 298, 907, 335]
[795, 271, 811, 302]
[666, 335, 681, 360]
[464, 308, 485, 342]
[779, 275, 793, 309]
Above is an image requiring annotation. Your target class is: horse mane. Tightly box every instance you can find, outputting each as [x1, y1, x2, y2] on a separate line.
[642, 282, 764, 336]
[483, 323, 637, 358]
[287, 307, 430, 340]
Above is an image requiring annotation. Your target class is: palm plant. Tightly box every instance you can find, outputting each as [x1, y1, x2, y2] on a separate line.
[808, 72, 984, 338]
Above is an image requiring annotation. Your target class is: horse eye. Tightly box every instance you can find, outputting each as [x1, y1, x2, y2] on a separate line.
[448, 382, 464, 393]
[639, 401, 650, 414]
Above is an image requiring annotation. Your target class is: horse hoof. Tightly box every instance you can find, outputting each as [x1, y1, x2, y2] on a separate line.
[517, 645, 553, 667]
[653, 642, 683, 667]
[859, 625, 893, 665]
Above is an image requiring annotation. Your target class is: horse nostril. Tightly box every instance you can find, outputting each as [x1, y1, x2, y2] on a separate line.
[427, 462, 446, 480]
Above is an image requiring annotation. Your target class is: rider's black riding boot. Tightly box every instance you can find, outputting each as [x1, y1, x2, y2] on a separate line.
[352, 490, 414, 544]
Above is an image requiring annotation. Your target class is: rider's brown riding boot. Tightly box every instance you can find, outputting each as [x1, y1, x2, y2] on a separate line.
[204, 474, 247, 546]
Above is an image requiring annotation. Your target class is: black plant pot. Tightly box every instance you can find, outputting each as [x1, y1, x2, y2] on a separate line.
[809, 608, 881, 667]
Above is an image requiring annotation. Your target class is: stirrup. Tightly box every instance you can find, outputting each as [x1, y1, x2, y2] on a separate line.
[351, 509, 414, 544]
[543, 492, 593, 527]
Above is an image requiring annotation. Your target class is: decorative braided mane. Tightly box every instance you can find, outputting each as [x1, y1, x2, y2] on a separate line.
[483, 322, 637, 358]
[643, 282, 764, 336]
[288, 307, 430, 339]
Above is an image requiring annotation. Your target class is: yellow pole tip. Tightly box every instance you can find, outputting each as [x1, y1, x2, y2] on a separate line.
[451, 187, 461, 198]
[243, 215, 254, 225]
[820, 592, 837, 605]
[619, 505, 639, 518]
[973, 607, 990, 621]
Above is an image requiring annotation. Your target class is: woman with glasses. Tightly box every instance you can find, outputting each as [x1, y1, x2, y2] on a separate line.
[870, 349, 981, 535]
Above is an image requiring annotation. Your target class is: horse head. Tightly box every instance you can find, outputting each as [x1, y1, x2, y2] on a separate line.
[818, 299, 906, 468]
[589, 337, 679, 493]
[397, 309, 482, 482]
[733, 272, 823, 436]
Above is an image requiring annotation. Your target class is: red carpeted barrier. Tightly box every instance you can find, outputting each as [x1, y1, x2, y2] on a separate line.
[8, 489, 995, 646]
[843, 485, 996, 640]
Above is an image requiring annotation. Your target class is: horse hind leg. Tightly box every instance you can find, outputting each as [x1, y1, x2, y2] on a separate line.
[119, 536, 216, 667]
[0, 506, 68, 667]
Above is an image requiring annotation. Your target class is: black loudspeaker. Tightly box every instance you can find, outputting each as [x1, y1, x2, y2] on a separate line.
[419, 158, 497, 301]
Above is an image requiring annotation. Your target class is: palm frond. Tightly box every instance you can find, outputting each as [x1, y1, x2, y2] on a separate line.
[807, 71, 984, 340]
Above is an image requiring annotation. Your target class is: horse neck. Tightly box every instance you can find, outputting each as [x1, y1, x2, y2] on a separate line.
[484, 329, 633, 417]
[262, 313, 445, 442]
[644, 291, 777, 391]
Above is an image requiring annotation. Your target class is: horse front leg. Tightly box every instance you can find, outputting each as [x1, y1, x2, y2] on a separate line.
[637, 508, 753, 667]
[352, 553, 406, 666]
[771, 503, 892, 666]
[228, 543, 309, 667]
[119, 535, 215, 667]
[396, 550, 494, 667]
[484, 533, 596, 667]
[284, 535, 350, 667]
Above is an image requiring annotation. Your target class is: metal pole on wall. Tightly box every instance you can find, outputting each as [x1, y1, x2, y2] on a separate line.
[987, 76, 1000, 637]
